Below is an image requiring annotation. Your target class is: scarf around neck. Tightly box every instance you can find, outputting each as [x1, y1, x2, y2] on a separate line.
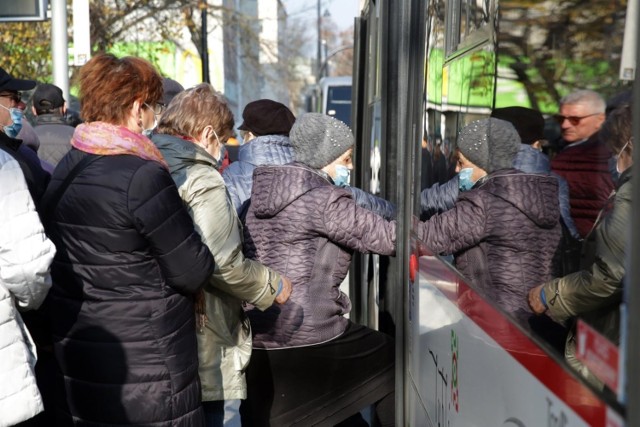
[71, 121, 169, 169]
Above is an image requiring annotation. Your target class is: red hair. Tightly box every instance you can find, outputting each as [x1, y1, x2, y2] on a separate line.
[77, 53, 163, 124]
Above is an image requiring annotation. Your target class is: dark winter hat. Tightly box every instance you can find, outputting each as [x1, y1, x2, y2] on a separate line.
[0, 67, 36, 93]
[290, 113, 354, 169]
[491, 106, 545, 145]
[162, 78, 185, 107]
[238, 99, 296, 136]
[457, 118, 521, 173]
[33, 83, 65, 113]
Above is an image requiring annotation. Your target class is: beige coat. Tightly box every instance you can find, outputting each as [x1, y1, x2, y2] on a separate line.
[154, 134, 280, 401]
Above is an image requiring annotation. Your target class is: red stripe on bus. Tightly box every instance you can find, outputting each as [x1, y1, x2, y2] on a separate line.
[417, 254, 609, 425]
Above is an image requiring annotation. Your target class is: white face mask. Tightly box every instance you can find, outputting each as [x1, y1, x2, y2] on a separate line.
[614, 138, 632, 174]
[210, 129, 224, 164]
[142, 115, 158, 138]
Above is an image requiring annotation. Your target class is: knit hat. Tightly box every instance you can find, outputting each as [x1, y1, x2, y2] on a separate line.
[33, 83, 65, 114]
[290, 113, 354, 169]
[457, 118, 521, 173]
[238, 99, 296, 136]
[491, 106, 544, 145]
[162, 78, 184, 106]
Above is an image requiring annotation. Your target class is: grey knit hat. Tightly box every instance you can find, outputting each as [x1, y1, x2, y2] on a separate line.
[290, 113, 354, 169]
[457, 118, 521, 173]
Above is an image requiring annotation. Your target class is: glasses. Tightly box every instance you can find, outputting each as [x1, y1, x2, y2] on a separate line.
[144, 102, 166, 116]
[553, 112, 600, 126]
[0, 92, 22, 104]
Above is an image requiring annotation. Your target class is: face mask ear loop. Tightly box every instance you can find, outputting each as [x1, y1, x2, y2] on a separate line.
[212, 129, 221, 146]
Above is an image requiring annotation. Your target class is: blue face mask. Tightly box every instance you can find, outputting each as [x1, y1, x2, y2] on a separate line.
[0, 104, 23, 138]
[458, 167, 477, 191]
[333, 165, 351, 187]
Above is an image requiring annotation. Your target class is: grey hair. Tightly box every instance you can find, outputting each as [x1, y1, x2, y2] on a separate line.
[560, 90, 606, 113]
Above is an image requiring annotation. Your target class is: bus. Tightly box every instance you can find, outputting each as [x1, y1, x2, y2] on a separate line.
[305, 76, 353, 127]
[350, 0, 635, 425]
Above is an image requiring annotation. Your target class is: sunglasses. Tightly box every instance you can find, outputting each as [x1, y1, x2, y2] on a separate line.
[553, 112, 600, 126]
[0, 91, 22, 104]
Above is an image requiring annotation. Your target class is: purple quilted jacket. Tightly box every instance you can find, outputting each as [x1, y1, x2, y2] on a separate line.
[243, 163, 396, 349]
[418, 169, 562, 314]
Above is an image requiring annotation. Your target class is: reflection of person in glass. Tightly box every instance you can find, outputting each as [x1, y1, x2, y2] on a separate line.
[529, 104, 632, 390]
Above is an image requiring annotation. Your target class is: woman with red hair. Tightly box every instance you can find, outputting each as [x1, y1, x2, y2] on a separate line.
[41, 54, 215, 426]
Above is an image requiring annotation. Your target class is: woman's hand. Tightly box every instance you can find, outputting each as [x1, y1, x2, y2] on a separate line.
[528, 285, 547, 314]
[275, 277, 292, 304]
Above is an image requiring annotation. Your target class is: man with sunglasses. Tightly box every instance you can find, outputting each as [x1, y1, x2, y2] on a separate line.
[0, 67, 50, 207]
[550, 90, 614, 242]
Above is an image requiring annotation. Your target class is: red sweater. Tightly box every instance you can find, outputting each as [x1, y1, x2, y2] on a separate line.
[551, 134, 614, 238]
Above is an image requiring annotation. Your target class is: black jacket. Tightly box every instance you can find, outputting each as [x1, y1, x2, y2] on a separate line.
[0, 131, 50, 207]
[42, 148, 215, 426]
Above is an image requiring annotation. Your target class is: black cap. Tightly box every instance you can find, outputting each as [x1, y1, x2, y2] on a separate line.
[162, 78, 185, 106]
[33, 83, 65, 113]
[491, 106, 545, 145]
[238, 99, 296, 136]
[0, 67, 36, 92]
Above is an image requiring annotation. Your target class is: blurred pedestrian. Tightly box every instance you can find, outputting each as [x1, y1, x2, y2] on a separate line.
[41, 53, 215, 426]
[31, 83, 74, 166]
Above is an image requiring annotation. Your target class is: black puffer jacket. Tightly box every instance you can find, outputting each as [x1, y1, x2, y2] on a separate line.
[418, 169, 561, 314]
[243, 163, 396, 349]
[42, 148, 215, 426]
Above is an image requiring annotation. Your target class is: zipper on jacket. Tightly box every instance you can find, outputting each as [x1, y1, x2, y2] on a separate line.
[548, 289, 560, 306]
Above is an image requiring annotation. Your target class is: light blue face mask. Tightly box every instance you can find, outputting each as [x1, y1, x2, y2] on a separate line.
[458, 167, 477, 191]
[333, 164, 351, 187]
[0, 104, 23, 138]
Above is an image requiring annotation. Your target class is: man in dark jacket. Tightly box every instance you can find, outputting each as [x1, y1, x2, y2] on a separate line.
[31, 83, 74, 166]
[0, 67, 50, 208]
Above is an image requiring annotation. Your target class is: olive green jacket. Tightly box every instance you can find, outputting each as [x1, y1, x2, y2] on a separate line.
[154, 134, 281, 401]
[543, 168, 631, 387]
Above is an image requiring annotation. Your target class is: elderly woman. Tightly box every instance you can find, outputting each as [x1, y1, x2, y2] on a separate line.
[151, 83, 291, 427]
[41, 54, 215, 426]
[240, 113, 396, 427]
[528, 104, 632, 389]
[419, 118, 562, 317]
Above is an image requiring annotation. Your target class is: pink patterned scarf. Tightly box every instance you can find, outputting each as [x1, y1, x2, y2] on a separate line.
[71, 121, 169, 169]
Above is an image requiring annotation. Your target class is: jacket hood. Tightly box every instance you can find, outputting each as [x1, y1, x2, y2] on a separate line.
[478, 169, 559, 228]
[238, 134, 293, 166]
[251, 162, 332, 217]
[513, 144, 550, 174]
[152, 133, 216, 174]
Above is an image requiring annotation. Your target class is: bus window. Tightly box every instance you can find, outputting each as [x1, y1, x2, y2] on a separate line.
[326, 85, 352, 127]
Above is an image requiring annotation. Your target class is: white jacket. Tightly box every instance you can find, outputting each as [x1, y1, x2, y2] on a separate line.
[0, 149, 55, 427]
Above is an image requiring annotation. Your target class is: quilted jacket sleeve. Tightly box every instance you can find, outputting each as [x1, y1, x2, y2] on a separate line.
[322, 190, 396, 256]
[128, 161, 215, 294]
[345, 186, 397, 220]
[0, 154, 55, 311]
[420, 175, 459, 219]
[417, 192, 488, 255]
[543, 181, 629, 323]
[184, 167, 279, 310]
